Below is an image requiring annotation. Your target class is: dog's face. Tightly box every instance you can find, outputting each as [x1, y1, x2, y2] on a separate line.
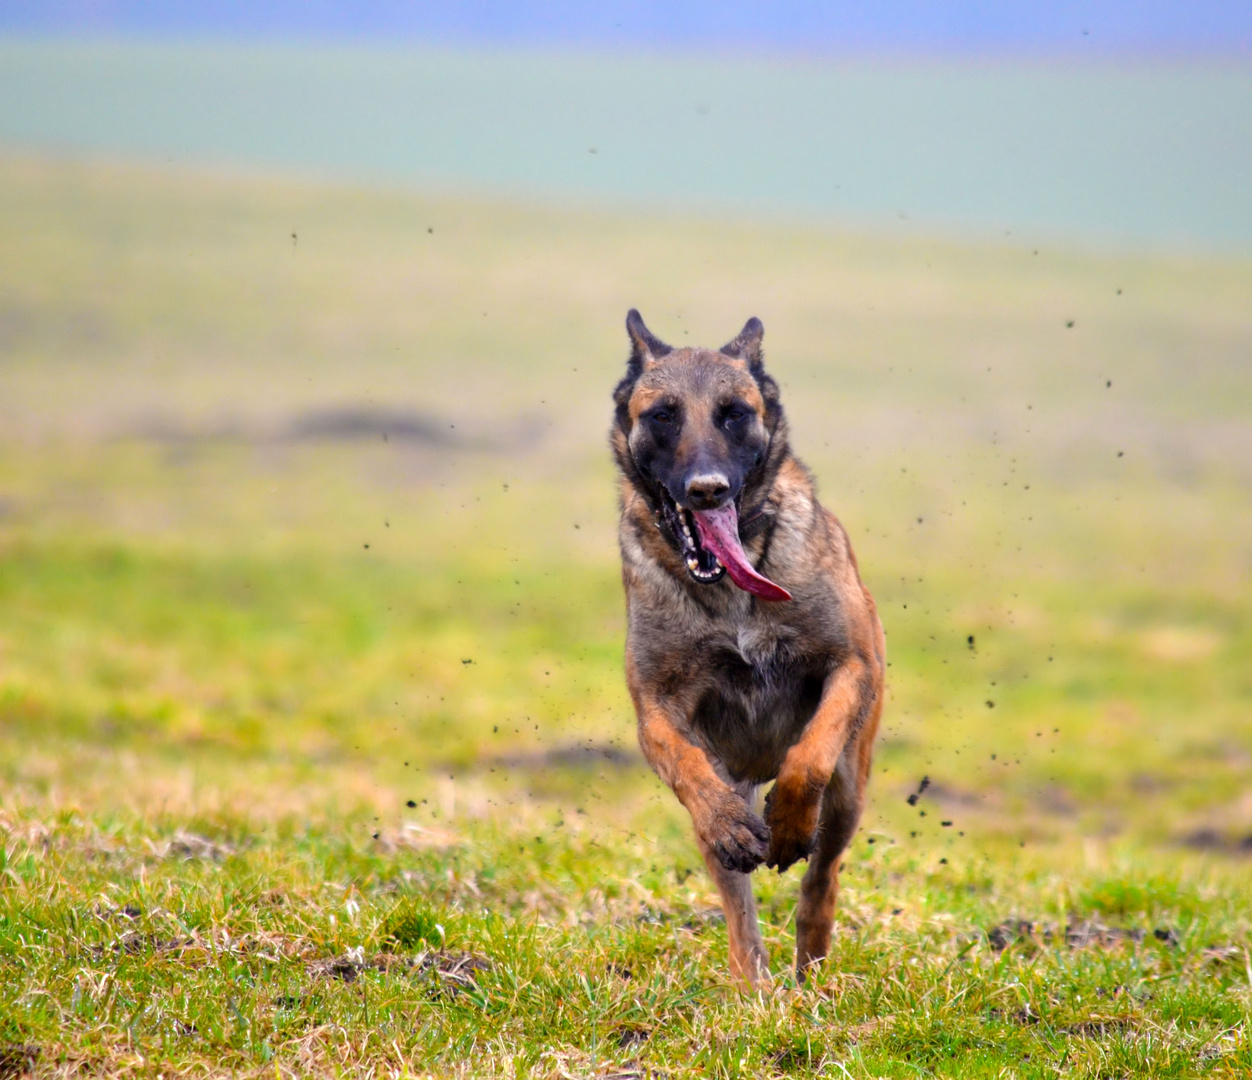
[613, 311, 790, 600]
[629, 354, 769, 505]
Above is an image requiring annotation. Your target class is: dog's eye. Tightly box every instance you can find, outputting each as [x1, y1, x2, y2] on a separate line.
[724, 407, 747, 424]
[651, 410, 672, 425]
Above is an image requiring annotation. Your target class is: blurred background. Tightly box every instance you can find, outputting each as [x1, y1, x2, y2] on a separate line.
[1, 2, 1251, 859]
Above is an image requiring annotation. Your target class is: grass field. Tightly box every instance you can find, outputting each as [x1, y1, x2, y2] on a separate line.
[1, 153, 1251, 1077]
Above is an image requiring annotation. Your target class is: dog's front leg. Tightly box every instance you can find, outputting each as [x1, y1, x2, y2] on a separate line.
[694, 829, 770, 989]
[633, 691, 770, 873]
[764, 653, 880, 979]
[764, 655, 875, 873]
[631, 682, 772, 988]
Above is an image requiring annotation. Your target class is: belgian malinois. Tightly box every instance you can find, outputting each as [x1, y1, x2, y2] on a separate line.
[611, 310, 885, 987]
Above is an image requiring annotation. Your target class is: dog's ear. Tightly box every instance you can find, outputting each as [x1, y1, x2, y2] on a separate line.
[625, 309, 671, 373]
[724, 317, 782, 423]
[615, 310, 670, 418]
[720, 317, 765, 371]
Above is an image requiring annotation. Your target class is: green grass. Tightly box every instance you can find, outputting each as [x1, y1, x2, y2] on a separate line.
[0, 153, 1250, 1076]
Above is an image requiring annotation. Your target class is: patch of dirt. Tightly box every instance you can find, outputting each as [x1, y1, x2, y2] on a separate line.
[471, 741, 643, 773]
[1129, 772, 1174, 794]
[1201, 944, 1247, 966]
[308, 948, 491, 994]
[1060, 1017, 1134, 1038]
[1179, 828, 1252, 856]
[988, 919, 1034, 951]
[95, 902, 144, 922]
[89, 923, 302, 966]
[614, 1026, 651, 1050]
[1198, 1031, 1241, 1062]
[118, 405, 544, 455]
[990, 1005, 1138, 1037]
[145, 831, 234, 862]
[538, 1048, 662, 1080]
[634, 907, 724, 932]
[308, 952, 370, 982]
[1064, 921, 1149, 948]
[1034, 784, 1078, 816]
[372, 823, 463, 853]
[91, 930, 194, 959]
[987, 919, 1178, 951]
[284, 406, 460, 446]
[989, 1005, 1040, 1025]
[0, 1046, 39, 1079]
[905, 780, 987, 809]
[92, 925, 303, 964]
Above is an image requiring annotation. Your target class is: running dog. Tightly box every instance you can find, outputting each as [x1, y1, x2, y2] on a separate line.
[611, 310, 885, 987]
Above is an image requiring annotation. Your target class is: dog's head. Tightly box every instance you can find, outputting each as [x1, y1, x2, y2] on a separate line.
[611, 310, 791, 601]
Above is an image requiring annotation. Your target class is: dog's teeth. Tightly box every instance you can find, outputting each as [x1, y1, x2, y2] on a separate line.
[687, 557, 698, 570]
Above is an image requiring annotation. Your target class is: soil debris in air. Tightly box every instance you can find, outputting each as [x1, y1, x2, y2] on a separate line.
[906, 775, 930, 806]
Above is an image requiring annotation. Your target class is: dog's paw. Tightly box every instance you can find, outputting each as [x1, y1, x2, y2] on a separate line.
[763, 785, 819, 872]
[703, 794, 770, 874]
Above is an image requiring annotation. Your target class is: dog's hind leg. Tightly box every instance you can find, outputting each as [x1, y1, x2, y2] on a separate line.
[696, 831, 770, 989]
[794, 720, 877, 979]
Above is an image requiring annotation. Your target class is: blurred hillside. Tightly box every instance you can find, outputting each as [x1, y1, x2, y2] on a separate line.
[1, 41, 1250, 250]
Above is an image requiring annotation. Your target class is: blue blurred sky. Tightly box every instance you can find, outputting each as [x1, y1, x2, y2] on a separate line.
[3, 1, 1251, 55]
[2, 7, 1250, 251]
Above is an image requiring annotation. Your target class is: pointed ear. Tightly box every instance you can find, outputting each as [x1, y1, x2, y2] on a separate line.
[625, 309, 671, 372]
[723, 317, 780, 423]
[615, 310, 670, 417]
[720, 317, 764, 368]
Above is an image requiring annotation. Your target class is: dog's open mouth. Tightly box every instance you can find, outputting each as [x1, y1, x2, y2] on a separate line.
[659, 492, 725, 584]
[660, 492, 791, 602]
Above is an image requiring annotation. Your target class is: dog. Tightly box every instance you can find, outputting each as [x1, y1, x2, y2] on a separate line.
[611, 310, 885, 987]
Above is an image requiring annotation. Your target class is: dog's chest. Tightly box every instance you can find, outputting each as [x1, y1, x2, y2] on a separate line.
[714, 614, 804, 709]
[733, 620, 784, 668]
[692, 611, 823, 782]
[713, 588, 803, 664]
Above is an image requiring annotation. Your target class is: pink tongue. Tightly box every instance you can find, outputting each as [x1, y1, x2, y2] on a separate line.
[692, 504, 791, 602]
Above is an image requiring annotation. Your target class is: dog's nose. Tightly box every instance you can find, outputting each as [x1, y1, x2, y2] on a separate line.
[685, 473, 730, 510]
